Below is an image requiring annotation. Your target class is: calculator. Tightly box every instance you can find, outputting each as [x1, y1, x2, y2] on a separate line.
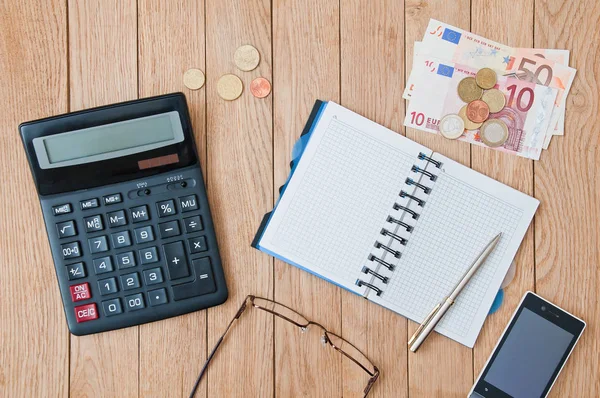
[20, 93, 228, 335]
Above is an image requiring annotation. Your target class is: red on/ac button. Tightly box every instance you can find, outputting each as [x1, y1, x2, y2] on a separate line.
[69, 282, 92, 302]
[74, 303, 98, 323]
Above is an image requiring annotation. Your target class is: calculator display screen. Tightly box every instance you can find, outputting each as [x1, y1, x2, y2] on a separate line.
[33, 111, 184, 169]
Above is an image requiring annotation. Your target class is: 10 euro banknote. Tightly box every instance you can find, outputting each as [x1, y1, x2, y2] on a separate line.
[404, 56, 557, 160]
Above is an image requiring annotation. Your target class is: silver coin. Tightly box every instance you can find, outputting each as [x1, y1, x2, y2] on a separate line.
[439, 114, 465, 139]
[480, 119, 509, 147]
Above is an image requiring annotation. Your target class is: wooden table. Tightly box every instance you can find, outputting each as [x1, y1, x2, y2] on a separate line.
[1, 1, 598, 396]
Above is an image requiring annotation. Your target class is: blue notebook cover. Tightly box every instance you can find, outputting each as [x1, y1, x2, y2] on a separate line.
[251, 100, 506, 312]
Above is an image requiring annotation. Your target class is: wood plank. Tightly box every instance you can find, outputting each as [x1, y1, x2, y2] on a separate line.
[339, 1, 407, 396]
[534, 0, 600, 395]
[205, 0, 274, 396]
[137, 1, 207, 396]
[0, 1, 68, 396]
[470, 0, 536, 379]
[272, 0, 342, 396]
[67, 1, 139, 396]
[404, 1, 474, 396]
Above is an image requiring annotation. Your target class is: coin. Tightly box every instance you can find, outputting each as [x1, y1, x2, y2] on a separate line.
[458, 105, 483, 130]
[183, 68, 205, 90]
[250, 77, 271, 98]
[481, 88, 506, 113]
[480, 119, 509, 147]
[217, 74, 243, 101]
[457, 77, 483, 102]
[439, 114, 465, 139]
[234, 44, 260, 72]
[466, 100, 490, 123]
[476, 68, 497, 89]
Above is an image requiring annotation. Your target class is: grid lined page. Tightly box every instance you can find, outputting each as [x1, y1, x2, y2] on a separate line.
[271, 118, 415, 287]
[378, 171, 523, 338]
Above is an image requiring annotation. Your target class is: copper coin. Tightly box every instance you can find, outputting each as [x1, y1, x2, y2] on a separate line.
[466, 100, 490, 123]
[250, 77, 271, 98]
[459, 105, 483, 130]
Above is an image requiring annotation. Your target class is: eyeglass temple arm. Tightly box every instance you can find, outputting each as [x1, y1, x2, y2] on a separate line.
[188, 297, 252, 398]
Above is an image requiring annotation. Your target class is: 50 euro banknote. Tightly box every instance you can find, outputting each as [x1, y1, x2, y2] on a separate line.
[404, 56, 557, 160]
[416, 19, 575, 137]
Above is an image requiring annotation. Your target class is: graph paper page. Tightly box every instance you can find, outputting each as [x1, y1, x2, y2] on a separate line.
[370, 152, 539, 347]
[258, 102, 429, 295]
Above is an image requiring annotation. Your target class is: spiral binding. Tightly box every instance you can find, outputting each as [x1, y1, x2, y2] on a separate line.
[356, 152, 443, 297]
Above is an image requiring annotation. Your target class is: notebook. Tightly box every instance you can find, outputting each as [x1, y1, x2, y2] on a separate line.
[253, 101, 539, 347]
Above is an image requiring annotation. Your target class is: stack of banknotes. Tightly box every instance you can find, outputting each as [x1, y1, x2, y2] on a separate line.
[403, 19, 576, 160]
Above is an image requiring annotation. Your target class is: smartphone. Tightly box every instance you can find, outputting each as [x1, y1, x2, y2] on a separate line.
[469, 291, 585, 398]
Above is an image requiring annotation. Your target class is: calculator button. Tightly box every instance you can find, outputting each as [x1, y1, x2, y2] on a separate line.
[69, 282, 92, 302]
[111, 230, 132, 249]
[183, 216, 203, 233]
[188, 236, 208, 254]
[124, 293, 145, 311]
[93, 256, 114, 274]
[88, 235, 109, 254]
[74, 303, 98, 323]
[80, 198, 99, 210]
[53, 203, 72, 216]
[148, 288, 168, 307]
[61, 241, 82, 260]
[84, 215, 104, 232]
[157, 199, 177, 217]
[56, 220, 77, 238]
[163, 241, 189, 280]
[130, 205, 150, 223]
[172, 257, 216, 301]
[134, 226, 155, 244]
[107, 210, 127, 228]
[115, 251, 136, 269]
[103, 193, 122, 205]
[158, 220, 180, 238]
[139, 247, 159, 264]
[179, 195, 199, 212]
[98, 277, 119, 295]
[143, 267, 163, 285]
[67, 262, 86, 280]
[121, 272, 141, 290]
[102, 298, 123, 317]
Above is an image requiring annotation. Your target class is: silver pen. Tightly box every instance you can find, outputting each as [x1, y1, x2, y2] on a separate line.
[408, 233, 502, 352]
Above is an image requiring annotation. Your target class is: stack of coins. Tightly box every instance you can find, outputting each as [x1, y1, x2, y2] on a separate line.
[439, 68, 509, 148]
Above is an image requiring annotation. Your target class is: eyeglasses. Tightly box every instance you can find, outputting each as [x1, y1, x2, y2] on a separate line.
[189, 295, 380, 398]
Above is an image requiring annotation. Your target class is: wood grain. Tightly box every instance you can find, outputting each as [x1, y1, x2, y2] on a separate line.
[137, 1, 207, 396]
[534, 0, 600, 396]
[272, 0, 342, 396]
[205, 0, 274, 396]
[339, 0, 407, 396]
[470, 0, 536, 380]
[0, 1, 68, 396]
[1, 1, 598, 396]
[404, 1, 474, 396]
[67, 1, 139, 397]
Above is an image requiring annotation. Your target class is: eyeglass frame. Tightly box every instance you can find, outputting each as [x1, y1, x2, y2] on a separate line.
[189, 295, 380, 398]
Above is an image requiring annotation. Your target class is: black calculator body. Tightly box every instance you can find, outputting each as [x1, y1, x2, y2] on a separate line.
[20, 93, 228, 335]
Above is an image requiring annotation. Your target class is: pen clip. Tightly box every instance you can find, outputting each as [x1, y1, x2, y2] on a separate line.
[408, 302, 442, 346]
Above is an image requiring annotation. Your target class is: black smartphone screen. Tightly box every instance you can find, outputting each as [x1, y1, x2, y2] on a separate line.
[472, 292, 585, 398]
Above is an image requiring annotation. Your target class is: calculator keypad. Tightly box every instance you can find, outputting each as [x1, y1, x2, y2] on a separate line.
[47, 175, 223, 334]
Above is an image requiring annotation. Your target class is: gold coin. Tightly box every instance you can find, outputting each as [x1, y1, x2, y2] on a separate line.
[459, 105, 483, 130]
[183, 68, 205, 90]
[217, 74, 243, 101]
[480, 119, 509, 147]
[481, 89, 506, 113]
[476, 68, 497, 89]
[457, 77, 483, 102]
[234, 44, 260, 72]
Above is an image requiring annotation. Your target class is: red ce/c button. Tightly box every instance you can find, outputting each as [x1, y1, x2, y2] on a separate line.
[74, 303, 98, 323]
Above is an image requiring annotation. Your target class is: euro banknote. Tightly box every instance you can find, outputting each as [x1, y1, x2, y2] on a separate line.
[404, 56, 557, 160]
